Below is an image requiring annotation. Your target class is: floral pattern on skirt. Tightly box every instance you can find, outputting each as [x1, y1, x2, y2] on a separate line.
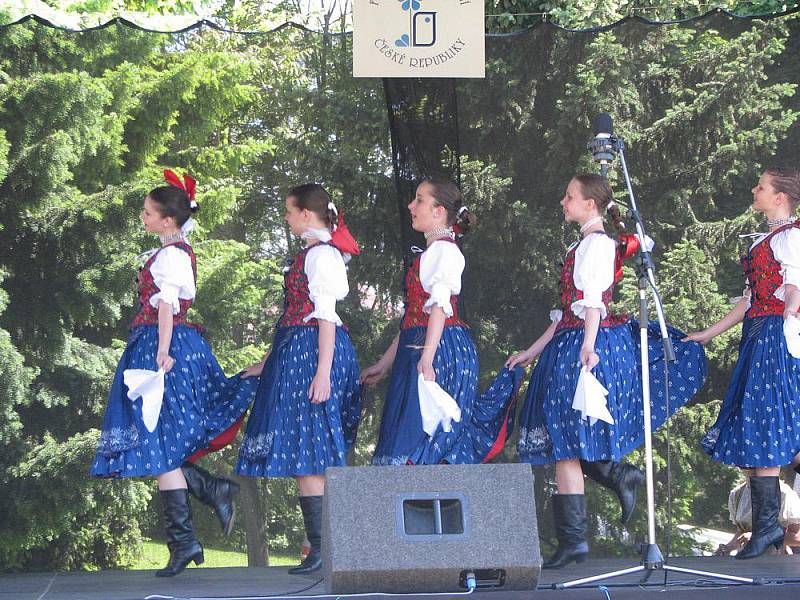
[518, 320, 706, 464]
[91, 325, 258, 478]
[373, 325, 522, 465]
[236, 325, 361, 477]
[702, 316, 800, 467]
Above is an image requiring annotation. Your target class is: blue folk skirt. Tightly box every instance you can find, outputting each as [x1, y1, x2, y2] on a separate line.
[518, 320, 706, 464]
[702, 315, 800, 467]
[236, 326, 361, 477]
[90, 325, 258, 478]
[372, 325, 523, 465]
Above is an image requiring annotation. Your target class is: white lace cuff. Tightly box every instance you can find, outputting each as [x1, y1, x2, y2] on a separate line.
[149, 286, 181, 314]
[423, 283, 455, 317]
[304, 295, 342, 326]
[570, 298, 608, 321]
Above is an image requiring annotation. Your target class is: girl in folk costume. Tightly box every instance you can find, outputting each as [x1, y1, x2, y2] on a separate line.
[236, 184, 361, 575]
[508, 174, 706, 569]
[91, 171, 258, 577]
[687, 167, 800, 559]
[362, 177, 522, 467]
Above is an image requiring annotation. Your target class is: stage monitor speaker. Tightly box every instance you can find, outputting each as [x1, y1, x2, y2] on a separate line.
[322, 463, 541, 594]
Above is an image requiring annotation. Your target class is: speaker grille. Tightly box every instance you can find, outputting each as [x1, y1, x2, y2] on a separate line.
[397, 493, 468, 540]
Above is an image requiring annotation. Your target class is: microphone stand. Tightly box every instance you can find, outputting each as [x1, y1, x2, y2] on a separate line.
[552, 138, 759, 590]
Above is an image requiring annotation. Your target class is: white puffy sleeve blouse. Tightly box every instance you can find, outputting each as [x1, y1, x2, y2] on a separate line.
[303, 243, 349, 326]
[419, 240, 465, 318]
[148, 246, 196, 314]
[570, 233, 617, 320]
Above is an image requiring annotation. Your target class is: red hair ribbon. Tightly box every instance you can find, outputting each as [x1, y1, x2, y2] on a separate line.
[614, 232, 641, 283]
[330, 213, 360, 256]
[163, 169, 197, 202]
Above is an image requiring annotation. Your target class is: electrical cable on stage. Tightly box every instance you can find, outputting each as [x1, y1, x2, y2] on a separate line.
[144, 572, 478, 600]
[143, 576, 323, 600]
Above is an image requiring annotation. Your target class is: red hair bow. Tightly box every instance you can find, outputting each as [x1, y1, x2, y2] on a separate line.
[614, 232, 641, 283]
[163, 169, 197, 201]
[330, 213, 360, 256]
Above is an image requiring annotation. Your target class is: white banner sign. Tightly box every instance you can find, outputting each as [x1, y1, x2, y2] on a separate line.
[353, 0, 485, 78]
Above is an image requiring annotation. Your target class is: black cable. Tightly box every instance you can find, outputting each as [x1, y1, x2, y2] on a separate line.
[281, 577, 324, 596]
[0, 15, 348, 36]
[488, 5, 800, 36]
[2, 5, 799, 35]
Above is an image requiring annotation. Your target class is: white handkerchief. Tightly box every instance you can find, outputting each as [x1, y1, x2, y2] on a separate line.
[572, 368, 614, 426]
[123, 368, 165, 433]
[417, 374, 462, 436]
[784, 316, 800, 359]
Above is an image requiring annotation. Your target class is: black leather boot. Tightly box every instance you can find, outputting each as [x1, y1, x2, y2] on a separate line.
[155, 488, 204, 577]
[288, 496, 323, 575]
[736, 476, 785, 559]
[542, 494, 589, 569]
[581, 460, 645, 525]
[182, 461, 240, 535]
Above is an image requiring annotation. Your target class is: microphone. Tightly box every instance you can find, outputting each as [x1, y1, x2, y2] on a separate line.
[588, 113, 615, 178]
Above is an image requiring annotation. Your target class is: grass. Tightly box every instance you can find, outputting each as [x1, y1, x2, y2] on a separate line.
[131, 540, 297, 570]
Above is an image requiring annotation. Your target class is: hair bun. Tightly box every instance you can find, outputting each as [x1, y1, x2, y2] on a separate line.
[455, 204, 476, 235]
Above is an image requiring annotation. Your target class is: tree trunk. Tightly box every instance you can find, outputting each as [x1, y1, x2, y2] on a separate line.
[239, 477, 269, 567]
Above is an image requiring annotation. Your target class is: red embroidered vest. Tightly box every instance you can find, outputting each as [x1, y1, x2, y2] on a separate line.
[279, 243, 340, 327]
[131, 242, 198, 329]
[743, 222, 800, 319]
[400, 239, 466, 330]
[556, 233, 628, 332]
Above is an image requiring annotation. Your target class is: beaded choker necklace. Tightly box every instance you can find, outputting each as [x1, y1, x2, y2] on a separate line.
[580, 216, 603, 235]
[159, 231, 183, 245]
[424, 227, 455, 241]
[766, 216, 797, 229]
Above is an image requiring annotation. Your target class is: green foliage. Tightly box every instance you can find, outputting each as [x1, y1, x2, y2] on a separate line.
[0, 270, 32, 447]
[0, 268, 35, 558]
[192, 240, 283, 371]
[0, 16, 277, 571]
[2, 431, 152, 571]
[132, 539, 296, 569]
